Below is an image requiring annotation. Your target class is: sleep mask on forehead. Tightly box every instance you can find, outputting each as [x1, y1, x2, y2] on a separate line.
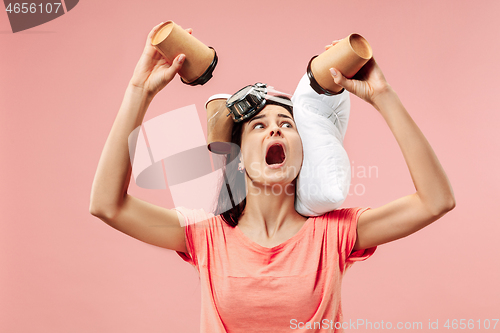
[206, 83, 292, 154]
[226, 83, 293, 123]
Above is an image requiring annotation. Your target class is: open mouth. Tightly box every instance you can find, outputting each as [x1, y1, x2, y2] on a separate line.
[265, 143, 286, 165]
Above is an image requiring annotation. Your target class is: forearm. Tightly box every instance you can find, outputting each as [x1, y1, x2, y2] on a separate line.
[373, 88, 455, 215]
[89, 83, 154, 217]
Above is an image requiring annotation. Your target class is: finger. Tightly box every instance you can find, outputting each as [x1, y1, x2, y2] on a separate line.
[147, 22, 165, 43]
[329, 68, 354, 92]
[158, 57, 170, 67]
[324, 40, 340, 50]
[152, 50, 164, 62]
[142, 22, 166, 58]
[163, 54, 186, 81]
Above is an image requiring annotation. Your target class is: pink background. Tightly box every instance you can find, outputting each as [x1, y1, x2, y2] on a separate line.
[1, 0, 499, 332]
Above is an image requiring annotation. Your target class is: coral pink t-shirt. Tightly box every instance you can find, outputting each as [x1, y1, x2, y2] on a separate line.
[175, 207, 376, 333]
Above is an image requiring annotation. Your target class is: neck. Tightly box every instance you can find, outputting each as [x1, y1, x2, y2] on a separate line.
[239, 179, 304, 237]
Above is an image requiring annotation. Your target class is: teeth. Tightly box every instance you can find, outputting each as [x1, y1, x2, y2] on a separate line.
[266, 144, 285, 165]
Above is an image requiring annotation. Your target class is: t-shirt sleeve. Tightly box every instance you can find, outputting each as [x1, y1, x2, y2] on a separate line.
[336, 207, 377, 271]
[173, 206, 214, 267]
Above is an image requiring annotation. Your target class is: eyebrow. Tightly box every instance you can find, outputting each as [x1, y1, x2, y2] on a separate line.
[248, 113, 294, 125]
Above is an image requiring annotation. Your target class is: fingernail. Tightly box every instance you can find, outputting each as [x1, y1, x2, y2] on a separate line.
[178, 54, 185, 63]
[330, 68, 337, 76]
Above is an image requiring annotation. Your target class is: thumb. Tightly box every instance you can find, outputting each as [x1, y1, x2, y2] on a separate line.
[164, 54, 185, 81]
[170, 54, 185, 74]
[329, 68, 354, 92]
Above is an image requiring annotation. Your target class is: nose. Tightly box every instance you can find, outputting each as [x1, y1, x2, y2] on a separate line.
[268, 120, 283, 137]
[269, 128, 282, 137]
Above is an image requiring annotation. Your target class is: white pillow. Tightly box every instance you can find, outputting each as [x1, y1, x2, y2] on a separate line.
[292, 73, 351, 216]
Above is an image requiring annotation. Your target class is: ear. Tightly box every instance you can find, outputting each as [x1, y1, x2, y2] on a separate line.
[238, 155, 245, 171]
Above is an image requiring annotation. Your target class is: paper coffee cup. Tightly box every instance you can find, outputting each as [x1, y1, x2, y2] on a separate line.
[151, 21, 216, 85]
[310, 33, 372, 94]
[206, 98, 234, 154]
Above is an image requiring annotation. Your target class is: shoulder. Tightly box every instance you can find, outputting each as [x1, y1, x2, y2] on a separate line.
[313, 208, 370, 239]
[316, 207, 370, 222]
[173, 207, 221, 228]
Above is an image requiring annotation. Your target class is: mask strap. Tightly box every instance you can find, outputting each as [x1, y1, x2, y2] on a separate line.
[265, 95, 294, 107]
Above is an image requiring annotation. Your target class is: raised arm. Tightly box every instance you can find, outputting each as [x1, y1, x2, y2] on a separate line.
[329, 58, 455, 251]
[89, 23, 190, 252]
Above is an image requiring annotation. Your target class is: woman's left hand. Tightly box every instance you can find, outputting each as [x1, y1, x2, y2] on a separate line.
[326, 41, 392, 108]
[327, 38, 457, 251]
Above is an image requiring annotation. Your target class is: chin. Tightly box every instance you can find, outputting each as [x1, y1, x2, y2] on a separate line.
[262, 166, 298, 186]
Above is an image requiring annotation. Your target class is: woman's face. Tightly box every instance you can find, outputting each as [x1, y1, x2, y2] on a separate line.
[240, 104, 303, 187]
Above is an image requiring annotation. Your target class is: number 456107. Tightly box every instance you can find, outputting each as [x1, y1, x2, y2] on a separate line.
[5, 3, 62, 14]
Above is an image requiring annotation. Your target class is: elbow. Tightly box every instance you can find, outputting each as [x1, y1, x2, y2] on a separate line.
[442, 188, 456, 213]
[89, 202, 118, 221]
[89, 203, 102, 218]
[429, 194, 456, 218]
[89, 190, 121, 220]
[445, 195, 456, 212]
[438, 198, 456, 216]
[89, 203, 105, 218]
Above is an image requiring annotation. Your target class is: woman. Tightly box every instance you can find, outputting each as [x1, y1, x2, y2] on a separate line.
[90, 23, 455, 332]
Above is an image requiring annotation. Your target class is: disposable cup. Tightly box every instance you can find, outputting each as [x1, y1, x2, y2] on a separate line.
[310, 33, 372, 94]
[206, 98, 234, 154]
[151, 21, 216, 85]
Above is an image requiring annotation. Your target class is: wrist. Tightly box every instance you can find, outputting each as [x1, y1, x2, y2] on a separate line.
[370, 85, 397, 111]
[127, 81, 155, 103]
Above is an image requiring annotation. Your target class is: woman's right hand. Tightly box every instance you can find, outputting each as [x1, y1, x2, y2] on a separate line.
[129, 23, 192, 97]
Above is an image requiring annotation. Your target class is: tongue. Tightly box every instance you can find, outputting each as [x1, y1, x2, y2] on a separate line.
[266, 144, 285, 165]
